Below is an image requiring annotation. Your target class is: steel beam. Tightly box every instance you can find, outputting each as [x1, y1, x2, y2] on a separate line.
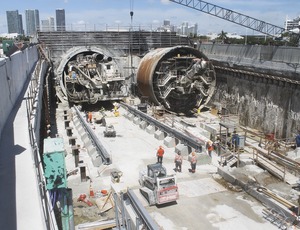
[169, 0, 285, 37]
[121, 102, 203, 151]
[73, 106, 111, 164]
[127, 189, 160, 230]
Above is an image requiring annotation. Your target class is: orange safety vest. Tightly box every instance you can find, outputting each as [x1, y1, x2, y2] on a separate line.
[88, 112, 92, 120]
[157, 148, 164, 157]
[175, 154, 182, 162]
[191, 155, 197, 164]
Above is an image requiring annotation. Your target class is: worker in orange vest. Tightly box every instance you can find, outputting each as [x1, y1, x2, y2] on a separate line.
[190, 152, 197, 173]
[157, 146, 164, 164]
[88, 112, 93, 123]
[206, 141, 213, 157]
[174, 151, 183, 172]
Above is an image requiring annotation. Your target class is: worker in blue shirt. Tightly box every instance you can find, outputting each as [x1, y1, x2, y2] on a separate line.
[295, 131, 300, 156]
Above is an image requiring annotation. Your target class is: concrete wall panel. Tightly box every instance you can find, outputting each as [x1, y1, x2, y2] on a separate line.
[199, 44, 300, 139]
[211, 73, 300, 138]
[0, 46, 38, 139]
[199, 44, 300, 74]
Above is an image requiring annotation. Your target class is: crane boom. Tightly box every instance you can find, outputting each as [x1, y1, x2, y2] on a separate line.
[169, 0, 286, 37]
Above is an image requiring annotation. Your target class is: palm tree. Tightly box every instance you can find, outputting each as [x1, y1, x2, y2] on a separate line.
[218, 30, 228, 44]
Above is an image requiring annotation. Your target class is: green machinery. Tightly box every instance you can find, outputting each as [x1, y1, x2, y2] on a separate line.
[43, 137, 74, 230]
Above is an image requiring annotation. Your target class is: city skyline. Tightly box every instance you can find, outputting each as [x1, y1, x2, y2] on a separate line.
[1, 0, 300, 35]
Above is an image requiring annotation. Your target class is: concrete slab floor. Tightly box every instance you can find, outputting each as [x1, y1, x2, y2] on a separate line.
[55, 103, 288, 229]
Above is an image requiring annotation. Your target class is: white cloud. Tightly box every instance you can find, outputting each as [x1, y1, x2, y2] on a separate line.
[160, 0, 170, 5]
[77, 20, 86, 25]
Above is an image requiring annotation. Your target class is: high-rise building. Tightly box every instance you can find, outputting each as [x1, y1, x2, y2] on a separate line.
[6, 10, 23, 35]
[41, 17, 55, 32]
[49, 17, 55, 31]
[41, 20, 49, 32]
[56, 9, 66, 31]
[163, 20, 170, 26]
[285, 16, 300, 32]
[25, 9, 40, 36]
[35, 10, 40, 31]
[19, 14, 24, 35]
[181, 22, 189, 35]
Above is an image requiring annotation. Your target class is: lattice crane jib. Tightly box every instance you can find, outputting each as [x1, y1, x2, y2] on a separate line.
[169, 0, 300, 43]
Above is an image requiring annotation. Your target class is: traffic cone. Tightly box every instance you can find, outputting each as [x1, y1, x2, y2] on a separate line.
[89, 185, 95, 198]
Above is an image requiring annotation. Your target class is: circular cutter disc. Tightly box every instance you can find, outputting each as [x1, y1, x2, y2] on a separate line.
[136, 46, 216, 114]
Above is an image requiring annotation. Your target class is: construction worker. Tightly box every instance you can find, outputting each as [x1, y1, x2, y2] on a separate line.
[231, 131, 239, 152]
[190, 152, 197, 173]
[88, 112, 93, 123]
[295, 130, 300, 156]
[206, 141, 213, 157]
[174, 151, 183, 172]
[157, 146, 164, 164]
[214, 138, 221, 156]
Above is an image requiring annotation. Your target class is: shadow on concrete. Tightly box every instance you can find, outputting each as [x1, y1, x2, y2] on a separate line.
[0, 79, 30, 230]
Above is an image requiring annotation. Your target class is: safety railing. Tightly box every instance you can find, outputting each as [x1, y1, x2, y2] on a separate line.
[252, 148, 286, 181]
[25, 60, 58, 230]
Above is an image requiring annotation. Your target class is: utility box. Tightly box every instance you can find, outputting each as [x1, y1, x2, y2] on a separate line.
[43, 138, 67, 190]
[238, 135, 245, 148]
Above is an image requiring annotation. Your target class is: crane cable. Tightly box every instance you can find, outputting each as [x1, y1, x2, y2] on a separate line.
[129, 0, 134, 76]
[130, 0, 134, 24]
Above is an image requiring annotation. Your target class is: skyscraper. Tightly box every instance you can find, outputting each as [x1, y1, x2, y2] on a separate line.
[56, 9, 66, 31]
[25, 9, 40, 36]
[41, 20, 50, 32]
[41, 17, 55, 32]
[19, 14, 24, 35]
[49, 17, 55, 31]
[6, 10, 23, 35]
[35, 10, 40, 31]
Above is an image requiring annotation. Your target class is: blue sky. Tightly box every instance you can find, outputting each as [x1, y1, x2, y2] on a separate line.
[0, 0, 299, 35]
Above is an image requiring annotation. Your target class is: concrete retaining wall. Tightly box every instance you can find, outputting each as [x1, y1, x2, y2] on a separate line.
[0, 46, 38, 139]
[199, 44, 300, 74]
[212, 74, 300, 138]
[199, 44, 300, 138]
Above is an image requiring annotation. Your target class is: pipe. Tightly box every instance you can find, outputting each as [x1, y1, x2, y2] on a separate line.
[257, 187, 296, 210]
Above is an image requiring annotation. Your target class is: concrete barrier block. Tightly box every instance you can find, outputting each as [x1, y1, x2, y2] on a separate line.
[175, 144, 189, 156]
[164, 136, 176, 148]
[187, 152, 211, 165]
[81, 133, 89, 145]
[87, 143, 96, 157]
[77, 126, 85, 136]
[91, 152, 102, 167]
[128, 113, 134, 121]
[139, 121, 147, 130]
[73, 117, 81, 128]
[123, 112, 129, 119]
[146, 125, 155, 134]
[154, 130, 164, 140]
[133, 117, 140, 125]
